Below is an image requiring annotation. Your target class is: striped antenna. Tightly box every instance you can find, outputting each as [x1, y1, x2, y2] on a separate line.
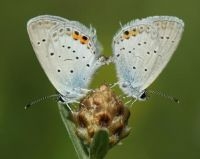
[25, 94, 59, 109]
[147, 90, 179, 103]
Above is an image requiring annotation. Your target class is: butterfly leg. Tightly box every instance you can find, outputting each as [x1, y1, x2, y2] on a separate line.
[80, 88, 91, 94]
[125, 97, 137, 107]
[130, 98, 137, 106]
[73, 100, 87, 108]
[110, 82, 119, 88]
[125, 99, 132, 105]
[64, 103, 73, 112]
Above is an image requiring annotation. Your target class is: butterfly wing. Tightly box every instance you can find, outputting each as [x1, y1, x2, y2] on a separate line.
[27, 15, 103, 97]
[112, 16, 184, 98]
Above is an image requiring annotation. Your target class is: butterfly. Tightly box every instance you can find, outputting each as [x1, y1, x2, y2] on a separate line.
[27, 15, 106, 108]
[112, 16, 184, 101]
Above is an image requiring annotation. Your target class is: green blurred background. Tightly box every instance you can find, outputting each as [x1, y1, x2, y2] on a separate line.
[1, 0, 200, 158]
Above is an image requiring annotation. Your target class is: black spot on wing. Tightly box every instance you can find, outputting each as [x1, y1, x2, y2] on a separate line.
[82, 36, 88, 40]
[124, 30, 129, 35]
[74, 31, 79, 35]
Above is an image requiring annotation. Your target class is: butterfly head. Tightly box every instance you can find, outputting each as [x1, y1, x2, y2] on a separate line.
[138, 90, 148, 101]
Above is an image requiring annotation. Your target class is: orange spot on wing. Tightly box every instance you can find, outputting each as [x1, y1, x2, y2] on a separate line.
[123, 35, 130, 39]
[122, 29, 139, 39]
[72, 32, 80, 40]
[80, 35, 89, 44]
[130, 29, 139, 37]
[123, 30, 130, 39]
[72, 31, 89, 45]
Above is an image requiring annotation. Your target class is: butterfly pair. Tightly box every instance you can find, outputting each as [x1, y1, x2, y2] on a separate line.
[27, 15, 184, 107]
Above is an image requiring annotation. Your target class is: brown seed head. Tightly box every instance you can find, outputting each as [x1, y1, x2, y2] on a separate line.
[72, 84, 131, 146]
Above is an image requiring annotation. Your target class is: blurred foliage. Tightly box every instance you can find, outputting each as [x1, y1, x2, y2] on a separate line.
[0, 0, 200, 159]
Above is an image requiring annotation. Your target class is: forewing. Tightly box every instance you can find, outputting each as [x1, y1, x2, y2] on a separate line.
[113, 16, 184, 92]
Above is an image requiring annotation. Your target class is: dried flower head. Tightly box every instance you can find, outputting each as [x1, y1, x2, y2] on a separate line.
[72, 84, 131, 146]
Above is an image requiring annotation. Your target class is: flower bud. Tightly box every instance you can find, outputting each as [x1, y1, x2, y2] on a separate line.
[72, 85, 131, 146]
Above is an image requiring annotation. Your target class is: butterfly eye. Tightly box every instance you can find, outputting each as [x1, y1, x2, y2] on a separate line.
[58, 96, 65, 102]
[139, 92, 147, 100]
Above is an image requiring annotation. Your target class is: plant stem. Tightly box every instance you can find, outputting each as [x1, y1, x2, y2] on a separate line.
[58, 103, 89, 159]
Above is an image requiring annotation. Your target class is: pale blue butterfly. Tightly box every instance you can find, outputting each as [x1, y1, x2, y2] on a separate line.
[27, 15, 106, 109]
[112, 16, 184, 101]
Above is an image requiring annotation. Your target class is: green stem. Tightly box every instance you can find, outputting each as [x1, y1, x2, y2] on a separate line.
[58, 103, 89, 159]
[58, 103, 110, 159]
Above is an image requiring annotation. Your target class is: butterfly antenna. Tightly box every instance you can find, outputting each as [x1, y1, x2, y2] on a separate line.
[25, 94, 59, 110]
[147, 90, 180, 103]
